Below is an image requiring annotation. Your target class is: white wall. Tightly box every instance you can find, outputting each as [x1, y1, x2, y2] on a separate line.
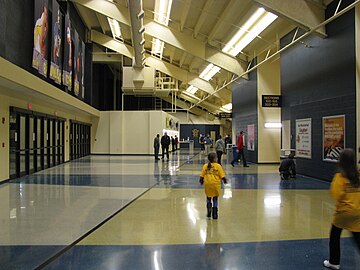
[257, 57, 281, 163]
[92, 111, 179, 155]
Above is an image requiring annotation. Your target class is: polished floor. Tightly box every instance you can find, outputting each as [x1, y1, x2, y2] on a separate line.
[1, 150, 360, 269]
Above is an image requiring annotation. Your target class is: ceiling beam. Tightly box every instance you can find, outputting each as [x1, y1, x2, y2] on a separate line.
[92, 53, 123, 63]
[90, 30, 230, 103]
[194, 0, 215, 38]
[251, 0, 326, 37]
[96, 13, 109, 34]
[179, 51, 186, 68]
[180, 0, 192, 32]
[72, 0, 248, 77]
[207, 0, 238, 44]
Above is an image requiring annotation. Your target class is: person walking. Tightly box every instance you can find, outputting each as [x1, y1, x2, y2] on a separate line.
[199, 152, 227, 219]
[204, 134, 212, 155]
[231, 131, 249, 167]
[174, 135, 178, 151]
[161, 132, 170, 160]
[215, 135, 226, 166]
[323, 149, 360, 270]
[171, 136, 176, 152]
[153, 134, 160, 161]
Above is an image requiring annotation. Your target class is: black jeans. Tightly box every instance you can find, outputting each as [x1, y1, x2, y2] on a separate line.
[329, 224, 360, 265]
[162, 145, 169, 159]
[216, 151, 223, 165]
[231, 149, 247, 166]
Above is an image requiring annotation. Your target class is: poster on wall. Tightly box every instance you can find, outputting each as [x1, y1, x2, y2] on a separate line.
[247, 124, 255, 151]
[49, 0, 63, 84]
[63, 14, 73, 91]
[74, 31, 80, 96]
[32, 0, 49, 77]
[81, 41, 85, 99]
[323, 115, 345, 162]
[295, 118, 312, 159]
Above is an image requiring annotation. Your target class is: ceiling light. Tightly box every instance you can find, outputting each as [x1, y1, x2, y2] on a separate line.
[222, 8, 277, 56]
[155, 0, 173, 26]
[186, 85, 198, 94]
[199, 64, 221, 81]
[107, 17, 122, 39]
[265, 122, 282, 128]
[221, 103, 232, 111]
[151, 38, 165, 58]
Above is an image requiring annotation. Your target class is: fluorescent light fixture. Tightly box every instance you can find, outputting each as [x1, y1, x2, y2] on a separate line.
[186, 85, 198, 94]
[154, 0, 173, 26]
[222, 8, 277, 56]
[199, 63, 221, 81]
[151, 38, 165, 58]
[265, 122, 282, 128]
[107, 17, 122, 39]
[221, 103, 232, 111]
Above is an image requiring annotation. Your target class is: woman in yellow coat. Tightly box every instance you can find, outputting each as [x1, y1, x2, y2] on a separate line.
[199, 152, 227, 219]
[324, 149, 360, 270]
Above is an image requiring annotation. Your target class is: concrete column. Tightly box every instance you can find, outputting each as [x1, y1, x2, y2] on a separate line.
[257, 56, 281, 163]
[356, 5, 360, 163]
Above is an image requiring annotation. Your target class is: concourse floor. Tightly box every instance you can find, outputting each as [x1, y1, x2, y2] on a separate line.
[1, 150, 360, 269]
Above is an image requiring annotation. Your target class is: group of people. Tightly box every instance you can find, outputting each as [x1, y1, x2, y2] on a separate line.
[153, 133, 179, 161]
[199, 137, 360, 269]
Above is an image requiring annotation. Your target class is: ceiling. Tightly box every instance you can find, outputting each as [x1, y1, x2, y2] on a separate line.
[72, 0, 334, 116]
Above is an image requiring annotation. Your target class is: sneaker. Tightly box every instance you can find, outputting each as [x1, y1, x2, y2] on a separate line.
[231, 162, 234, 167]
[323, 260, 340, 270]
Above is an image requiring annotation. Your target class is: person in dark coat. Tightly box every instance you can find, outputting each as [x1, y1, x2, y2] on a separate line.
[161, 132, 171, 160]
[154, 134, 160, 161]
[279, 153, 296, 180]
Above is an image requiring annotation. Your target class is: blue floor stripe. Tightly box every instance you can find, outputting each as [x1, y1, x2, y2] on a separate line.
[10, 173, 330, 190]
[3, 239, 355, 270]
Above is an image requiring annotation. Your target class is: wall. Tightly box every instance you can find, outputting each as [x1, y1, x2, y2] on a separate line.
[180, 124, 220, 148]
[92, 111, 178, 155]
[257, 57, 281, 163]
[232, 69, 258, 163]
[280, 2, 356, 180]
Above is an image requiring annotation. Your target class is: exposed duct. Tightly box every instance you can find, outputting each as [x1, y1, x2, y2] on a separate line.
[128, 0, 145, 68]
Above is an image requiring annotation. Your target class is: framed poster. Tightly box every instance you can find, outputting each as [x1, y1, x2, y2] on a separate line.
[63, 14, 73, 91]
[295, 118, 311, 159]
[247, 124, 255, 151]
[49, 0, 63, 84]
[323, 115, 345, 162]
[32, 0, 49, 77]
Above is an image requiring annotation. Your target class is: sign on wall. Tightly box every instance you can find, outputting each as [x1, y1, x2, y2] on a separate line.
[247, 124, 255, 151]
[295, 118, 312, 159]
[219, 112, 232, 119]
[323, 115, 345, 162]
[49, 0, 63, 84]
[262, 95, 282, 107]
[32, 0, 49, 77]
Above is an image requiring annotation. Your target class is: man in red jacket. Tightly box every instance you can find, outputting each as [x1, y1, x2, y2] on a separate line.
[231, 131, 249, 167]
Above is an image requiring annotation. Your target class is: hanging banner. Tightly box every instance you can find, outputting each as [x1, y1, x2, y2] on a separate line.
[81, 41, 85, 99]
[63, 14, 73, 91]
[296, 118, 312, 159]
[247, 124, 255, 151]
[32, 0, 49, 77]
[74, 31, 80, 96]
[323, 115, 345, 162]
[49, 0, 63, 84]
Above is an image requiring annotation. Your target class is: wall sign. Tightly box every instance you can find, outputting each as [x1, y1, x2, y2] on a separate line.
[262, 95, 282, 107]
[323, 115, 345, 162]
[295, 118, 311, 159]
[219, 112, 232, 119]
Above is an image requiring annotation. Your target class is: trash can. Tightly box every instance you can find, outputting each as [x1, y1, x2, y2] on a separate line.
[232, 146, 238, 161]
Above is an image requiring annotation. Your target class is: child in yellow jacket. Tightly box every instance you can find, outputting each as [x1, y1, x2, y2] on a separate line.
[324, 149, 360, 270]
[199, 152, 227, 219]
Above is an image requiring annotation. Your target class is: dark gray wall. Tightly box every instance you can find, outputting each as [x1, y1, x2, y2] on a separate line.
[232, 69, 258, 163]
[0, 0, 91, 104]
[180, 124, 220, 148]
[280, 0, 356, 181]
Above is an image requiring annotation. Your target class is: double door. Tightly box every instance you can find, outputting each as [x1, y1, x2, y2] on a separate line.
[9, 108, 65, 179]
[70, 121, 91, 160]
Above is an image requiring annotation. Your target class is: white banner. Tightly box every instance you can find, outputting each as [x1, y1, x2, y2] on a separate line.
[247, 124, 255, 151]
[296, 118, 312, 159]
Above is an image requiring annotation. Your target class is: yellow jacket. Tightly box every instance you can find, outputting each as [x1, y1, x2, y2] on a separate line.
[331, 173, 360, 231]
[200, 163, 225, 197]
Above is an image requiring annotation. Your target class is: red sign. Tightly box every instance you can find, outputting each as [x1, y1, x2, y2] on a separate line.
[28, 103, 33, 110]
